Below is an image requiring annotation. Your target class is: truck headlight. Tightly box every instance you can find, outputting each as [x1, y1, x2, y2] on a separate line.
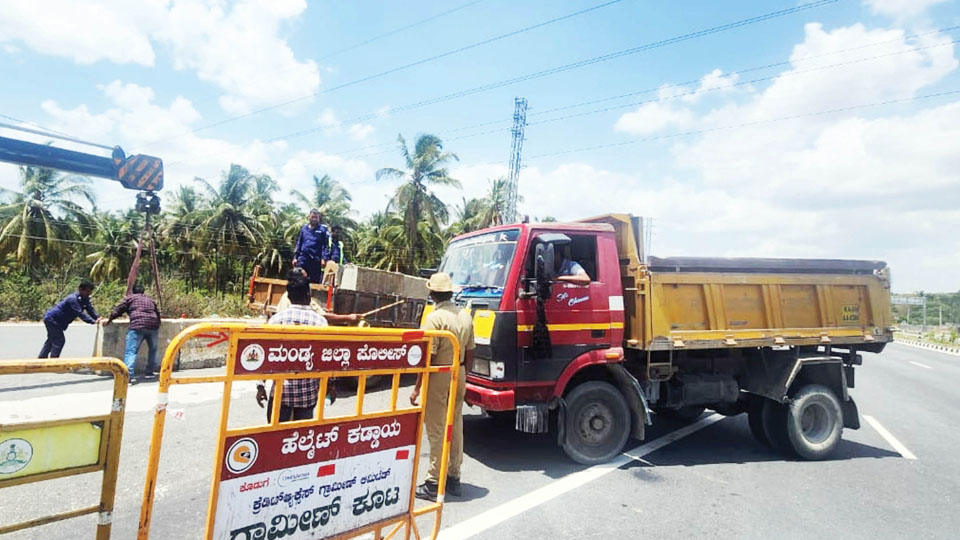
[490, 361, 505, 380]
[472, 358, 490, 376]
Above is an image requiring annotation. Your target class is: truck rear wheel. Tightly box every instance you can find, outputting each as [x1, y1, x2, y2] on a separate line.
[562, 381, 630, 465]
[784, 384, 843, 460]
[761, 398, 791, 453]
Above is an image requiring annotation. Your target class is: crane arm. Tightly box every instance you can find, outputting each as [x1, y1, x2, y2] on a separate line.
[0, 135, 163, 191]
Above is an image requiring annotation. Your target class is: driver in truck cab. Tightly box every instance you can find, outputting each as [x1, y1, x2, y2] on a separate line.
[556, 245, 590, 285]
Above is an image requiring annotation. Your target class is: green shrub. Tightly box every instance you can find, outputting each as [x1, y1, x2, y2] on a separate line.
[0, 273, 250, 321]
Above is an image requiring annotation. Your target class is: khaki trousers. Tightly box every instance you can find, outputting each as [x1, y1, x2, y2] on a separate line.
[424, 366, 466, 482]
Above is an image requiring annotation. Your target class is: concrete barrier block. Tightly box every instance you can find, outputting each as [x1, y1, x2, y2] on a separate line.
[96, 318, 250, 374]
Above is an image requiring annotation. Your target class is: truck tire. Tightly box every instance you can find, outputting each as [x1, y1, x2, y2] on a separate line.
[562, 381, 631, 465]
[761, 398, 792, 453]
[784, 384, 843, 460]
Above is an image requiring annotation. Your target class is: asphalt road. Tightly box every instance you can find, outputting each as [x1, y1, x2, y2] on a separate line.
[1, 325, 957, 540]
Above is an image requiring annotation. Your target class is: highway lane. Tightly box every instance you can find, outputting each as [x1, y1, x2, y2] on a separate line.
[0, 337, 956, 539]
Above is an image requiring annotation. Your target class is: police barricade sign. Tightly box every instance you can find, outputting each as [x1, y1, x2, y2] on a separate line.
[138, 323, 461, 540]
[0, 357, 128, 539]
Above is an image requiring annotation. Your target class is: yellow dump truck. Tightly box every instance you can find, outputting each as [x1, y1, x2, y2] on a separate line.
[436, 213, 892, 463]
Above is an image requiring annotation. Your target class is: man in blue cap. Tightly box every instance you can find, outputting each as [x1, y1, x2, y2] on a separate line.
[293, 208, 328, 283]
[39, 280, 102, 358]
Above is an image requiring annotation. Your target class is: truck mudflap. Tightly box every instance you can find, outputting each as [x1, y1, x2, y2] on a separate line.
[605, 363, 652, 440]
[842, 397, 861, 430]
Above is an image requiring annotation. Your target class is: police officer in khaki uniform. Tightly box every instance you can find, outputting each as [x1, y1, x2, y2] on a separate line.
[411, 272, 475, 501]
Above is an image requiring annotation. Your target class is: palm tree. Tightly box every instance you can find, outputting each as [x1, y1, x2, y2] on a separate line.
[196, 164, 264, 256]
[291, 174, 356, 230]
[249, 173, 280, 217]
[87, 212, 138, 281]
[159, 185, 205, 289]
[196, 164, 265, 293]
[0, 166, 94, 273]
[376, 134, 460, 273]
[448, 196, 485, 237]
[473, 177, 513, 229]
[256, 204, 301, 277]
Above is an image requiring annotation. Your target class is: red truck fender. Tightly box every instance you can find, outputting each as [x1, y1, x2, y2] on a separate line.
[554, 348, 651, 444]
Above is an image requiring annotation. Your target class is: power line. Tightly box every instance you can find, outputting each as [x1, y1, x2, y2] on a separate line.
[317, 0, 490, 60]
[522, 88, 960, 160]
[142, 0, 629, 148]
[290, 35, 959, 167]
[268, 24, 960, 160]
[168, 0, 838, 166]
[0, 120, 114, 151]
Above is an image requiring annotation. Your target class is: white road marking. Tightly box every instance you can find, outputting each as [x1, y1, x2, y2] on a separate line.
[908, 361, 932, 370]
[0, 381, 258, 422]
[864, 415, 917, 460]
[438, 414, 724, 540]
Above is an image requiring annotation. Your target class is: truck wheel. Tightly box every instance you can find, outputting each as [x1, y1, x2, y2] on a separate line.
[562, 381, 630, 465]
[657, 406, 705, 422]
[784, 384, 843, 460]
[761, 398, 791, 453]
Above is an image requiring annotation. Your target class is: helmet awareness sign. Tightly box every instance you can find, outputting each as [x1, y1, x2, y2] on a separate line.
[139, 323, 460, 540]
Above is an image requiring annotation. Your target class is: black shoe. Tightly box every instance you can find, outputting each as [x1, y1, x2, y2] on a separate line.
[445, 476, 462, 497]
[415, 481, 438, 502]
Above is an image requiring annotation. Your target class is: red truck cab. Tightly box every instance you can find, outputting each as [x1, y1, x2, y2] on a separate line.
[438, 221, 635, 449]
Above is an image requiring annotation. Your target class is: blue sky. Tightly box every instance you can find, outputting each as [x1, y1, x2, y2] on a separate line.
[1, 0, 959, 292]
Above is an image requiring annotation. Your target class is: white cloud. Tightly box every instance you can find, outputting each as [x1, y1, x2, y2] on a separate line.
[160, 0, 321, 114]
[348, 123, 375, 141]
[35, 80, 286, 207]
[317, 108, 341, 135]
[0, 0, 164, 65]
[863, 0, 949, 19]
[600, 22, 960, 291]
[615, 69, 741, 135]
[0, 0, 320, 114]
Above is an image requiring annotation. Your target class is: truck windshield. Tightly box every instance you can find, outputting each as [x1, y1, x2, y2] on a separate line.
[439, 229, 520, 290]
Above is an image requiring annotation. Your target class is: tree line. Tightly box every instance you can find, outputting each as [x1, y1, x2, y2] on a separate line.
[0, 134, 543, 314]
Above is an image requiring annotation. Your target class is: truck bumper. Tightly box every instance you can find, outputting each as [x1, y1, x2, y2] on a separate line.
[465, 382, 515, 411]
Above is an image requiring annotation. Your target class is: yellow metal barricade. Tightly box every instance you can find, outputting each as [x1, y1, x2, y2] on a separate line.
[0, 357, 128, 539]
[138, 322, 461, 540]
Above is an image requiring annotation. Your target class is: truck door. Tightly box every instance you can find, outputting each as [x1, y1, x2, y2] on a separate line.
[517, 233, 612, 382]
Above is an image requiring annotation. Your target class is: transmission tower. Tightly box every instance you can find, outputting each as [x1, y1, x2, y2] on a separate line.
[505, 97, 527, 224]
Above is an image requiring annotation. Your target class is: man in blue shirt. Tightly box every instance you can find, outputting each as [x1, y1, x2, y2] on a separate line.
[39, 280, 102, 358]
[324, 225, 346, 265]
[293, 209, 328, 283]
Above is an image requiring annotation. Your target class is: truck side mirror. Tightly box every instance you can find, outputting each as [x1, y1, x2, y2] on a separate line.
[534, 243, 556, 284]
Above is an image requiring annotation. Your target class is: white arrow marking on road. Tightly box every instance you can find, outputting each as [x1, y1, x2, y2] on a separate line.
[908, 361, 932, 370]
[438, 414, 724, 540]
[864, 414, 917, 460]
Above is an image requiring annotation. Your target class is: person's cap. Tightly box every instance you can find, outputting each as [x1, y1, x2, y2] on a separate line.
[426, 272, 454, 292]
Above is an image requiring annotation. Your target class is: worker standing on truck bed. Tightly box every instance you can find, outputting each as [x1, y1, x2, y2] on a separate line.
[324, 224, 346, 265]
[292, 208, 328, 283]
[38, 280, 102, 358]
[411, 272, 475, 501]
